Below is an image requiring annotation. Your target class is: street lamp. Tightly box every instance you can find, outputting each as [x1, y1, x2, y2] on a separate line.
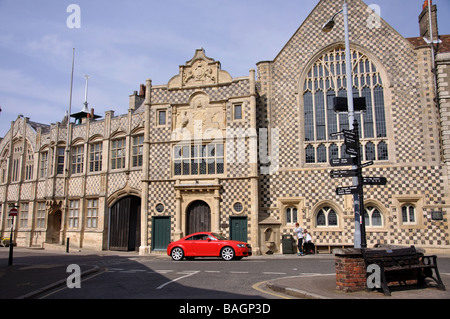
[322, 0, 366, 249]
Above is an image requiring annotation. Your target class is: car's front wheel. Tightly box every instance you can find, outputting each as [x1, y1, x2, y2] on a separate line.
[221, 247, 235, 261]
[171, 247, 184, 261]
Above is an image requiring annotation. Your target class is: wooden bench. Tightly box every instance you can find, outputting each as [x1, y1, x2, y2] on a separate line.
[362, 246, 446, 296]
[316, 244, 353, 254]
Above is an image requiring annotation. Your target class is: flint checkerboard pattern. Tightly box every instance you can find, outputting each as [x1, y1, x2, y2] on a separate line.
[256, 0, 449, 250]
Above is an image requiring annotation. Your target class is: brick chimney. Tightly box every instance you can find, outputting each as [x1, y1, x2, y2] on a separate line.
[419, 0, 439, 42]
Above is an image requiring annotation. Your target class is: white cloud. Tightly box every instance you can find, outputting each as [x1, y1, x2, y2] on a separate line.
[0, 68, 67, 103]
[27, 34, 73, 59]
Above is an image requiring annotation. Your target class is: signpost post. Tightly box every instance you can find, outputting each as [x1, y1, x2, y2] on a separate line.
[330, 120, 387, 249]
[8, 206, 18, 266]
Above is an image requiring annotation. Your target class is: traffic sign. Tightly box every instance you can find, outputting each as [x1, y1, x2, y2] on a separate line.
[330, 169, 358, 178]
[336, 186, 362, 196]
[330, 157, 357, 167]
[363, 177, 387, 186]
[8, 208, 18, 217]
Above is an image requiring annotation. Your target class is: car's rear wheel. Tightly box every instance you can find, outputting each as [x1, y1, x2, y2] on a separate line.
[171, 247, 184, 261]
[221, 247, 235, 261]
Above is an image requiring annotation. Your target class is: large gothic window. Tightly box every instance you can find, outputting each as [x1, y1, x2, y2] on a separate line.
[303, 48, 388, 164]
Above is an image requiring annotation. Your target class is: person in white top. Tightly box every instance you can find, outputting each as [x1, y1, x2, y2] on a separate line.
[303, 230, 314, 254]
[294, 223, 304, 256]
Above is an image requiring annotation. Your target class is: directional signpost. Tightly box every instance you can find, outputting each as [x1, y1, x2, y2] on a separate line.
[363, 177, 387, 186]
[330, 157, 357, 167]
[336, 186, 362, 196]
[330, 169, 358, 179]
[330, 120, 388, 249]
[343, 129, 358, 156]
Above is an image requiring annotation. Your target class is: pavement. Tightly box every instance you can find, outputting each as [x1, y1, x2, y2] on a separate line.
[1, 246, 449, 300]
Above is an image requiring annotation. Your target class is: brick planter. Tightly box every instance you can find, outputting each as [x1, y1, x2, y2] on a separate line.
[334, 248, 366, 293]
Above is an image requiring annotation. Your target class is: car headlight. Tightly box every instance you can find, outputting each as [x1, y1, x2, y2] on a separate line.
[237, 244, 246, 248]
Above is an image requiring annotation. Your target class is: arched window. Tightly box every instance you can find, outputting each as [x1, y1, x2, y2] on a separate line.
[316, 207, 338, 227]
[364, 206, 383, 227]
[303, 47, 388, 164]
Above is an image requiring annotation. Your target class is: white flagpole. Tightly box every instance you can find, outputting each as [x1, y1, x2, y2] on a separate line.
[68, 48, 75, 123]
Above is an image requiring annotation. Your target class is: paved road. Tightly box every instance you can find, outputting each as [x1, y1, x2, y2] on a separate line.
[3, 247, 450, 303]
[41, 255, 337, 299]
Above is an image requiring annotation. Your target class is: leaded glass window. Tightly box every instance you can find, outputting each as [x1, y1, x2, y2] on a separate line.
[303, 48, 388, 164]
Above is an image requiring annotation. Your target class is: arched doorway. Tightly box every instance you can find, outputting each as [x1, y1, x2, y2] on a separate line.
[46, 210, 62, 243]
[109, 196, 141, 251]
[186, 200, 211, 235]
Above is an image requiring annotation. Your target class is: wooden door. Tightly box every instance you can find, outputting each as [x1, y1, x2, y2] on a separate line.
[152, 217, 171, 251]
[186, 201, 211, 235]
[109, 196, 141, 251]
[230, 216, 248, 242]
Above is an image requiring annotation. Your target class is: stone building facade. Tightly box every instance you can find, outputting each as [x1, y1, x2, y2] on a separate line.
[1, 0, 450, 255]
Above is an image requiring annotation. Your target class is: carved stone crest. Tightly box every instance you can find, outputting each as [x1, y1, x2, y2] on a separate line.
[183, 60, 216, 85]
[168, 48, 232, 89]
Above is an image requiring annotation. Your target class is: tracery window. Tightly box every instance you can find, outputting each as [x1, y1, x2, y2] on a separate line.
[303, 48, 388, 164]
[316, 206, 338, 227]
[364, 206, 383, 227]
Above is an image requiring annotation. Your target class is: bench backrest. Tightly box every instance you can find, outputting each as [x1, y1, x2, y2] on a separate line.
[362, 246, 421, 268]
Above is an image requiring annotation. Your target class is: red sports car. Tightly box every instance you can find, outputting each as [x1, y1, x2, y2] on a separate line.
[167, 232, 252, 261]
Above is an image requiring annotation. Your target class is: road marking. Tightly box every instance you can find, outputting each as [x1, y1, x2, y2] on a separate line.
[230, 271, 249, 274]
[252, 280, 292, 300]
[205, 270, 220, 273]
[156, 271, 200, 290]
[37, 268, 107, 299]
[263, 272, 287, 275]
[152, 270, 174, 274]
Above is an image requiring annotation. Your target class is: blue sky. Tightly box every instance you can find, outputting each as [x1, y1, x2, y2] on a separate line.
[1, 0, 449, 138]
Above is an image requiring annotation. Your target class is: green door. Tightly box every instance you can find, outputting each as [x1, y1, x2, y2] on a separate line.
[230, 217, 248, 243]
[152, 217, 171, 251]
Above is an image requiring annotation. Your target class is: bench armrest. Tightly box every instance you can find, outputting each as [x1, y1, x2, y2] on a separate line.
[421, 255, 438, 266]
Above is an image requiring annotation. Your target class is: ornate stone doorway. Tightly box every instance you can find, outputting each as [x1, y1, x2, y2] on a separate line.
[186, 200, 211, 235]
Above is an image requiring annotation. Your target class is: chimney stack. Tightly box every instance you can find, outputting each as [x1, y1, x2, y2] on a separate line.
[419, 0, 439, 42]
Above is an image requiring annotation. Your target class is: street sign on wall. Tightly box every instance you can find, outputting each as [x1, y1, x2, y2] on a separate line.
[8, 208, 18, 217]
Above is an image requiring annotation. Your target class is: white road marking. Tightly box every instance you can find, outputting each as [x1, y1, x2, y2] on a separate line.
[156, 271, 200, 290]
[263, 272, 287, 275]
[230, 271, 249, 274]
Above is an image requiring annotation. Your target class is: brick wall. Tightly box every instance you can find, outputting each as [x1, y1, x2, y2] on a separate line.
[335, 248, 366, 292]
